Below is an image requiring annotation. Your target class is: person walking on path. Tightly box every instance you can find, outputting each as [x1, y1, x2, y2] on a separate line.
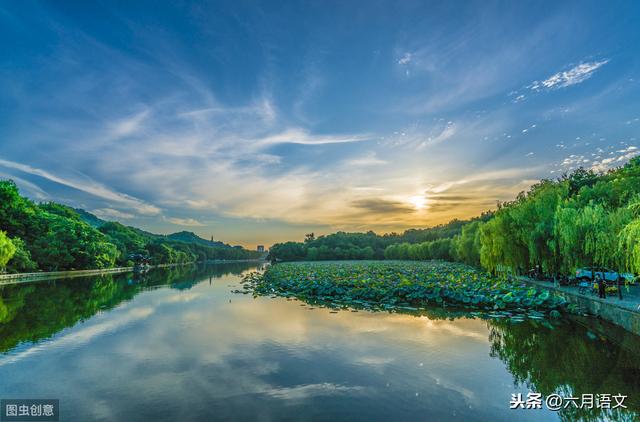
[617, 275, 624, 300]
[596, 274, 606, 299]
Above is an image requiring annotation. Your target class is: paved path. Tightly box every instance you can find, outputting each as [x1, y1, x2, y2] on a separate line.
[522, 277, 640, 313]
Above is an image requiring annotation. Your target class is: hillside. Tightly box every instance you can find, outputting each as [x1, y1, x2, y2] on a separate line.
[74, 208, 107, 228]
[74, 209, 233, 250]
[0, 180, 261, 272]
[166, 231, 229, 248]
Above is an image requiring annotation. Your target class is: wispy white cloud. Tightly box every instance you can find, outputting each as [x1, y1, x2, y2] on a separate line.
[397, 52, 412, 65]
[253, 128, 372, 147]
[589, 145, 639, 172]
[109, 109, 150, 138]
[425, 123, 456, 147]
[394, 13, 573, 114]
[92, 208, 135, 220]
[344, 152, 388, 167]
[529, 59, 609, 91]
[429, 166, 543, 193]
[266, 383, 366, 400]
[256, 96, 277, 124]
[291, 57, 326, 124]
[164, 217, 205, 227]
[385, 121, 457, 150]
[0, 158, 161, 215]
[0, 306, 154, 367]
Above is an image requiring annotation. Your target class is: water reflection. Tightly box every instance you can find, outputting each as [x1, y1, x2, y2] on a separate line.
[0, 263, 254, 353]
[489, 317, 640, 421]
[0, 263, 638, 421]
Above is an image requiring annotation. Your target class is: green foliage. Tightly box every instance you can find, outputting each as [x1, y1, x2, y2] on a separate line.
[0, 231, 17, 271]
[269, 232, 389, 261]
[477, 159, 640, 276]
[0, 180, 45, 243]
[452, 220, 482, 266]
[99, 222, 149, 264]
[244, 261, 567, 315]
[268, 218, 489, 262]
[30, 212, 119, 270]
[556, 202, 631, 272]
[5, 237, 37, 273]
[383, 238, 454, 261]
[619, 197, 640, 273]
[166, 231, 229, 248]
[0, 179, 260, 272]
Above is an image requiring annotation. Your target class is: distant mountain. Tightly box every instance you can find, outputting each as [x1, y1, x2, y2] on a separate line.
[75, 208, 107, 228]
[75, 209, 233, 249]
[167, 231, 230, 248]
[0, 181, 261, 273]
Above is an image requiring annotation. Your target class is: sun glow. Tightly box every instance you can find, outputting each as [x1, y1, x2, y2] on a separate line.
[408, 195, 427, 210]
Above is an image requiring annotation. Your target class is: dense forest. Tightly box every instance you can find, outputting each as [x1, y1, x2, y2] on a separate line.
[0, 180, 260, 273]
[269, 158, 640, 276]
[266, 216, 489, 262]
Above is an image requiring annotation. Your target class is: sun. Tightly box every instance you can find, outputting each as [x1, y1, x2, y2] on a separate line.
[408, 195, 427, 210]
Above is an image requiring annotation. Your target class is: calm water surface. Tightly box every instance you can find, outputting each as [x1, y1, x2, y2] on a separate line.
[0, 263, 639, 421]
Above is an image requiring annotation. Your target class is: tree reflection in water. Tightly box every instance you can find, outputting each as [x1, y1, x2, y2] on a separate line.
[488, 317, 640, 421]
[0, 263, 255, 353]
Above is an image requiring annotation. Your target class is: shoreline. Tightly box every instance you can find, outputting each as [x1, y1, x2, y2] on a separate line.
[519, 276, 640, 336]
[0, 259, 266, 285]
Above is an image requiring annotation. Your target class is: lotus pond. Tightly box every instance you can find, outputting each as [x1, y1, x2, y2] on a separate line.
[242, 261, 573, 321]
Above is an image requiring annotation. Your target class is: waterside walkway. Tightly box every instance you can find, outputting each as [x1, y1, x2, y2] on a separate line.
[0, 266, 133, 285]
[0, 259, 266, 285]
[520, 277, 640, 336]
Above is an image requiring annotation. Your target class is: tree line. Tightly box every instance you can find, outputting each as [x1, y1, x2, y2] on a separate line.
[267, 216, 490, 262]
[269, 157, 640, 276]
[0, 180, 260, 273]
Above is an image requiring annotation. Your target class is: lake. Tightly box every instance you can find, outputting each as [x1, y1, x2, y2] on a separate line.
[0, 263, 638, 421]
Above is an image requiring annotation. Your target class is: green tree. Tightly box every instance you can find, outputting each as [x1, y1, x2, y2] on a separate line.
[619, 198, 640, 273]
[0, 231, 17, 271]
[5, 237, 37, 273]
[453, 220, 482, 266]
[480, 207, 528, 274]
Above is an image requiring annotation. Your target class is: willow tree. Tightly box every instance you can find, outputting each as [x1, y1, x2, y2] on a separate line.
[581, 204, 630, 270]
[619, 198, 640, 273]
[480, 208, 528, 274]
[510, 180, 567, 275]
[554, 205, 584, 272]
[453, 220, 483, 266]
[480, 219, 509, 273]
[555, 201, 630, 273]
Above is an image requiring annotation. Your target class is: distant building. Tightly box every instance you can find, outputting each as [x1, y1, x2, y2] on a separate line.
[257, 245, 265, 252]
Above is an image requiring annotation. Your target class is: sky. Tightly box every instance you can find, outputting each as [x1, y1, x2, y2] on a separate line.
[1, 1, 639, 248]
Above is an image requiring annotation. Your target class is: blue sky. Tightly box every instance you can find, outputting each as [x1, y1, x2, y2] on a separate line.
[1, 1, 639, 247]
